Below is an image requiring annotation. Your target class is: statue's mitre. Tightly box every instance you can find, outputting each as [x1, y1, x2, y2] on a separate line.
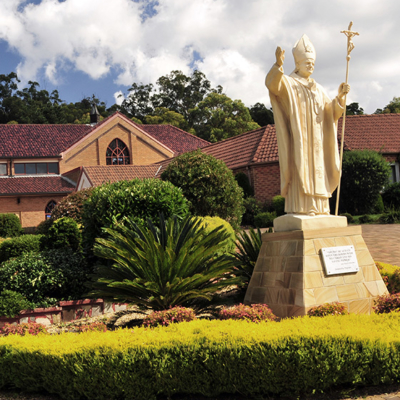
[292, 34, 316, 63]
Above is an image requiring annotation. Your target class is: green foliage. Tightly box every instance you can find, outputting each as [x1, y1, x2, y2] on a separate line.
[191, 92, 260, 142]
[248, 102, 274, 126]
[82, 178, 189, 252]
[35, 218, 54, 235]
[0, 214, 22, 238]
[218, 304, 276, 322]
[359, 214, 373, 224]
[340, 150, 391, 215]
[143, 307, 196, 328]
[88, 215, 240, 312]
[341, 213, 355, 223]
[42, 217, 81, 252]
[376, 262, 400, 294]
[346, 102, 364, 115]
[234, 172, 254, 197]
[51, 188, 93, 223]
[144, 107, 191, 131]
[378, 210, 400, 224]
[254, 211, 276, 228]
[234, 227, 262, 286]
[0, 234, 42, 263]
[3, 315, 400, 399]
[382, 182, 400, 210]
[272, 195, 285, 216]
[161, 150, 244, 229]
[374, 293, 400, 313]
[0, 249, 90, 307]
[374, 194, 385, 213]
[307, 302, 349, 317]
[196, 216, 236, 256]
[241, 196, 262, 226]
[376, 96, 400, 114]
[0, 290, 32, 318]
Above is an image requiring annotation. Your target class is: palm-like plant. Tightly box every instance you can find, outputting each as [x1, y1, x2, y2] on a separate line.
[234, 227, 263, 285]
[87, 215, 240, 311]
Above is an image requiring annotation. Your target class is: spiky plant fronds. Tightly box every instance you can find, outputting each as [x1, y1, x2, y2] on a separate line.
[87, 215, 240, 311]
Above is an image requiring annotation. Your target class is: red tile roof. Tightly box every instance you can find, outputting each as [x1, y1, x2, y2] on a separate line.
[82, 165, 162, 187]
[338, 114, 400, 154]
[202, 125, 278, 169]
[0, 176, 75, 195]
[0, 125, 92, 158]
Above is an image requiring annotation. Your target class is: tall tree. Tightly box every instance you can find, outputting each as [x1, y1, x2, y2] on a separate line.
[375, 97, 400, 114]
[346, 102, 364, 115]
[248, 102, 274, 126]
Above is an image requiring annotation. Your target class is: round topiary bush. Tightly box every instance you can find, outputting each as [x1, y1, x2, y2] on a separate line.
[42, 217, 82, 252]
[143, 307, 196, 328]
[254, 211, 276, 228]
[307, 302, 349, 317]
[0, 234, 42, 263]
[82, 178, 189, 252]
[0, 290, 33, 317]
[218, 304, 276, 322]
[272, 195, 285, 216]
[0, 214, 22, 238]
[51, 188, 93, 223]
[161, 150, 244, 229]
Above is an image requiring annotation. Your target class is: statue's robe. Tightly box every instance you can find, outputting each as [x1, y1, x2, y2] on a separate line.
[266, 64, 344, 214]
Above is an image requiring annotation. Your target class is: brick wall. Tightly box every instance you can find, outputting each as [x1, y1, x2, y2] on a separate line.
[0, 194, 66, 230]
[251, 162, 281, 204]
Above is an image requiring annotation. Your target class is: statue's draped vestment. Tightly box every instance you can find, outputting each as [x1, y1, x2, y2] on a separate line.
[266, 64, 344, 214]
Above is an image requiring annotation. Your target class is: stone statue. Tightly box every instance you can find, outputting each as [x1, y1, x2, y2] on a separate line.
[266, 34, 350, 216]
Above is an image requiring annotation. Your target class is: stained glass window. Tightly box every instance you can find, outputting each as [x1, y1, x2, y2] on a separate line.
[106, 139, 130, 165]
[45, 200, 57, 219]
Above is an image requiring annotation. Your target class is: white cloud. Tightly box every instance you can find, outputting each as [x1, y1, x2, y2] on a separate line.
[0, 0, 399, 113]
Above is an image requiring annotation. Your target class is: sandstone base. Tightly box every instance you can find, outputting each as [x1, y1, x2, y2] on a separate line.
[244, 226, 388, 318]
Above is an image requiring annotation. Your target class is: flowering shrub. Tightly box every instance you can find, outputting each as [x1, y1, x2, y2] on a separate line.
[307, 302, 348, 317]
[76, 322, 107, 333]
[218, 304, 276, 322]
[143, 307, 196, 328]
[374, 293, 400, 314]
[0, 322, 47, 337]
[376, 262, 400, 294]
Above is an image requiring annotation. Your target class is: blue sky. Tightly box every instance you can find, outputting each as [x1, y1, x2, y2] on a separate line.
[0, 0, 399, 113]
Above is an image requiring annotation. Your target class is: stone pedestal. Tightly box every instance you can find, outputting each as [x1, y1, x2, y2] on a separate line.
[244, 225, 388, 318]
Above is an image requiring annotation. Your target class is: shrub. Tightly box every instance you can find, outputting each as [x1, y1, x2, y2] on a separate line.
[51, 188, 93, 223]
[161, 150, 244, 229]
[374, 194, 385, 213]
[374, 293, 400, 314]
[378, 210, 400, 224]
[82, 178, 189, 252]
[196, 216, 236, 256]
[382, 182, 400, 210]
[359, 214, 373, 224]
[143, 307, 196, 328]
[376, 262, 400, 294]
[88, 215, 240, 312]
[35, 218, 54, 235]
[254, 211, 276, 228]
[234, 172, 254, 197]
[0, 290, 32, 317]
[340, 150, 390, 214]
[0, 214, 22, 238]
[340, 213, 354, 223]
[241, 196, 262, 226]
[76, 322, 107, 333]
[0, 234, 42, 263]
[42, 217, 81, 252]
[307, 302, 349, 317]
[272, 195, 285, 216]
[234, 227, 262, 286]
[0, 322, 47, 336]
[0, 249, 90, 307]
[218, 303, 276, 322]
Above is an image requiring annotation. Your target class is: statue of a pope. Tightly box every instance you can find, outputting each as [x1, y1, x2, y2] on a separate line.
[266, 34, 350, 216]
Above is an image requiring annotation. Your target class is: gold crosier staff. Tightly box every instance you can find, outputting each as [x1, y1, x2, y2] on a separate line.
[335, 21, 359, 216]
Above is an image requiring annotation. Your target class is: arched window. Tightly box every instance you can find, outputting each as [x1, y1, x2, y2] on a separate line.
[45, 200, 57, 219]
[106, 139, 130, 165]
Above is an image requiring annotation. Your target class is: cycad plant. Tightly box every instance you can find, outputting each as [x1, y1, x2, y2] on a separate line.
[234, 227, 263, 286]
[87, 215, 240, 311]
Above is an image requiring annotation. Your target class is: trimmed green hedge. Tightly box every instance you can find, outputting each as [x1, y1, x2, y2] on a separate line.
[1, 314, 400, 399]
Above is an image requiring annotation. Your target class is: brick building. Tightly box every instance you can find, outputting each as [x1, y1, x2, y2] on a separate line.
[0, 111, 209, 230]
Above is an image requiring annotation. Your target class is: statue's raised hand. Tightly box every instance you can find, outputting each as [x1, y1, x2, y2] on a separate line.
[275, 46, 285, 67]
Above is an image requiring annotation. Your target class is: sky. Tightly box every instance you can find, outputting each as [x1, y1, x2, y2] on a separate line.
[0, 0, 398, 114]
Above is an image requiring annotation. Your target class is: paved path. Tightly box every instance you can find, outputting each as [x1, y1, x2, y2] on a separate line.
[360, 224, 400, 267]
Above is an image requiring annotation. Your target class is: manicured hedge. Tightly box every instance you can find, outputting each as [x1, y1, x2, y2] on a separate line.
[1, 314, 400, 399]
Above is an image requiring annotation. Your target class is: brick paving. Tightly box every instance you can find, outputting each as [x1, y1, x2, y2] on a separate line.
[361, 224, 400, 267]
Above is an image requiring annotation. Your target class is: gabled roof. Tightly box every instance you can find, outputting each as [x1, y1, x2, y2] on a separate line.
[80, 165, 162, 187]
[202, 125, 278, 169]
[0, 111, 209, 159]
[0, 176, 75, 196]
[338, 114, 400, 154]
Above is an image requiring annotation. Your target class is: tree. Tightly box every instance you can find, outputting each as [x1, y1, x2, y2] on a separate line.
[248, 102, 274, 126]
[375, 97, 400, 114]
[339, 150, 391, 215]
[161, 150, 245, 228]
[191, 92, 260, 142]
[346, 102, 364, 115]
[144, 107, 190, 131]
